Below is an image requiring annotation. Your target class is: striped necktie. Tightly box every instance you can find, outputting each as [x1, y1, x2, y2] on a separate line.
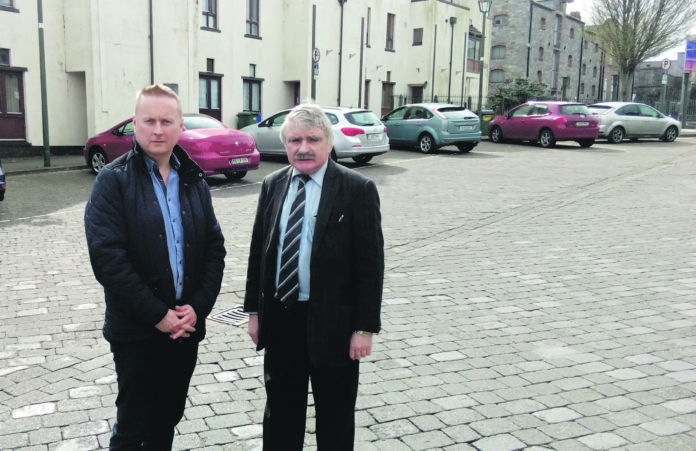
[277, 174, 310, 307]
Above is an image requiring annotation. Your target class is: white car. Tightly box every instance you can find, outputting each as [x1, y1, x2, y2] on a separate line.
[588, 102, 681, 143]
[241, 107, 389, 164]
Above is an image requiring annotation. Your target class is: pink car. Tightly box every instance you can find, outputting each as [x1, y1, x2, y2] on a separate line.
[488, 101, 599, 148]
[84, 114, 260, 180]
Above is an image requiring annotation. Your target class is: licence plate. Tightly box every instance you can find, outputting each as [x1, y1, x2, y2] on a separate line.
[229, 157, 249, 165]
[576, 121, 589, 126]
[459, 125, 474, 131]
[366, 133, 380, 141]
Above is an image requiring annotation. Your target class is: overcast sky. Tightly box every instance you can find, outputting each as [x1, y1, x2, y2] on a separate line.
[566, 0, 694, 60]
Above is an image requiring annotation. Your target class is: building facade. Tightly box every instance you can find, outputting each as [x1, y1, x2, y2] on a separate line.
[0, 0, 491, 151]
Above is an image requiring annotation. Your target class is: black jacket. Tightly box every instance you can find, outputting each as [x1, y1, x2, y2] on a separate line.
[244, 159, 384, 367]
[85, 142, 226, 343]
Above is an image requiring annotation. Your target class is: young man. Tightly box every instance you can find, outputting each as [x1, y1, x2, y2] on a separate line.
[85, 84, 226, 450]
[245, 103, 384, 450]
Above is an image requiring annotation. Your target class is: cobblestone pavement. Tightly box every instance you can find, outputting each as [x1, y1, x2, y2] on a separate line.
[1, 140, 696, 450]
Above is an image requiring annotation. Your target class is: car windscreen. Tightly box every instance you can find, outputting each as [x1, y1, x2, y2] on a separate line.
[345, 111, 382, 126]
[435, 107, 476, 118]
[184, 115, 225, 129]
[559, 104, 591, 115]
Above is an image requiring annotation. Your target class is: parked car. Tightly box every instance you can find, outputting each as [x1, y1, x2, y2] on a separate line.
[242, 107, 389, 164]
[488, 101, 599, 148]
[381, 103, 481, 153]
[83, 114, 260, 179]
[0, 159, 5, 201]
[587, 102, 681, 143]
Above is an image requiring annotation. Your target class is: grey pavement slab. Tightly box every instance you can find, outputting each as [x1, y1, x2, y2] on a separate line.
[1, 139, 696, 449]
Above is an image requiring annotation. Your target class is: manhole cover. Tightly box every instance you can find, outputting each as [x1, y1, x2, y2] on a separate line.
[208, 305, 249, 326]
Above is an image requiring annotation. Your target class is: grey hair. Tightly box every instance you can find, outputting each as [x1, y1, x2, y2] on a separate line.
[280, 104, 334, 147]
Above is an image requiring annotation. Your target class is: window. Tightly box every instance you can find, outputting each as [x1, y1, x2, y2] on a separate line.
[468, 37, 481, 60]
[568, 55, 573, 67]
[206, 58, 214, 73]
[537, 70, 542, 82]
[413, 28, 423, 46]
[570, 28, 575, 39]
[594, 43, 599, 52]
[243, 65, 262, 113]
[364, 79, 370, 109]
[493, 15, 507, 26]
[591, 85, 596, 97]
[246, 0, 259, 37]
[491, 45, 506, 60]
[490, 69, 505, 83]
[538, 47, 544, 61]
[386, 13, 395, 51]
[201, 0, 217, 30]
[584, 41, 588, 50]
[582, 63, 586, 75]
[0, 48, 9, 66]
[0, 0, 18, 11]
[199, 74, 221, 120]
[580, 83, 585, 95]
[541, 17, 546, 29]
[593, 66, 597, 77]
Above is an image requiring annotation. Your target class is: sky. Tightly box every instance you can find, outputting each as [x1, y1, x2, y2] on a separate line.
[567, 0, 695, 61]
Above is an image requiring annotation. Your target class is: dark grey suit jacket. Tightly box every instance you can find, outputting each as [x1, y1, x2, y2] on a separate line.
[244, 159, 384, 368]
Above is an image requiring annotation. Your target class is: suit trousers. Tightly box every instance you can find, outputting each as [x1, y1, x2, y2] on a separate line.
[263, 300, 359, 451]
[109, 337, 199, 451]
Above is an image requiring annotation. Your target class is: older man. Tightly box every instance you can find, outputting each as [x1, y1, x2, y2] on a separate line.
[244, 103, 384, 450]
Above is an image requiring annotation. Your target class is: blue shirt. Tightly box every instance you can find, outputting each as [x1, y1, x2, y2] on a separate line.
[276, 161, 327, 301]
[145, 155, 185, 300]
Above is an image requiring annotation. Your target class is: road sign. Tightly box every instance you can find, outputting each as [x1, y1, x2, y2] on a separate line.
[312, 48, 320, 63]
[661, 58, 671, 70]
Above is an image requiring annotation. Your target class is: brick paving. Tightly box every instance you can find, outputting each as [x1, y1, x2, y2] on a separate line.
[1, 139, 695, 450]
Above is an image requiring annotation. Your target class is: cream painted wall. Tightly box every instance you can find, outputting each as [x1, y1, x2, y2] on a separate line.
[1, 0, 488, 147]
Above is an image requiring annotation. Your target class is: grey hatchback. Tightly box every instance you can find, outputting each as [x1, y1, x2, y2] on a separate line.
[381, 103, 481, 153]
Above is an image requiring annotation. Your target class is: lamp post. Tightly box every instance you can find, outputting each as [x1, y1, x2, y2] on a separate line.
[476, 0, 492, 114]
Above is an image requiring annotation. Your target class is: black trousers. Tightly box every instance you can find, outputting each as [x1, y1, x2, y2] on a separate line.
[109, 338, 199, 451]
[263, 301, 359, 451]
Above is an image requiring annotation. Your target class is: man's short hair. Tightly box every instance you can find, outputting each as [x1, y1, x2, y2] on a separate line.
[280, 104, 334, 147]
[135, 84, 182, 117]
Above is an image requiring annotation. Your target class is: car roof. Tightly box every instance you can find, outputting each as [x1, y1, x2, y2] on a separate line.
[401, 103, 462, 108]
[588, 102, 636, 108]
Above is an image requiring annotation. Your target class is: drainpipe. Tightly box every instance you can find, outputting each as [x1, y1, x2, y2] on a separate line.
[431, 24, 437, 100]
[447, 17, 456, 103]
[37, 0, 50, 167]
[526, 2, 533, 78]
[149, 0, 154, 84]
[358, 17, 364, 108]
[577, 23, 584, 100]
[337, 0, 346, 106]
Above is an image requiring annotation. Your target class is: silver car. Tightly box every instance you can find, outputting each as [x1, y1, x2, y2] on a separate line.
[241, 107, 389, 164]
[381, 103, 481, 153]
[588, 102, 681, 143]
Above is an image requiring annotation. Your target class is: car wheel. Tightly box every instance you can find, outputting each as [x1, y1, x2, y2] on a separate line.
[608, 127, 625, 144]
[224, 171, 247, 181]
[577, 139, 595, 148]
[352, 155, 373, 164]
[418, 134, 433, 153]
[489, 125, 503, 144]
[661, 126, 678, 142]
[89, 148, 108, 175]
[457, 143, 475, 153]
[538, 129, 556, 148]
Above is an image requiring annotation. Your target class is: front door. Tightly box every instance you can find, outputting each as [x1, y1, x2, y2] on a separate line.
[0, 69, 26, 140]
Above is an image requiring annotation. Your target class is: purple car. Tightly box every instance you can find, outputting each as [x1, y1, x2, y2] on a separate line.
[84, 114, 260, 180]
[488, 101, 599, 148]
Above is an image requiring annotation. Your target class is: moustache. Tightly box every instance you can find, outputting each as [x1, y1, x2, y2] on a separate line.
[294, 153, 315, 160]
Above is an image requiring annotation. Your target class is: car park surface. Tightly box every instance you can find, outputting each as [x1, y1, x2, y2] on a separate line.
[242, 107, 389, 164]
[381, 103, 481, 153]
[83, 114, 260, 180]
[489, 101, 599, 148]
[588, 101, 681, 143]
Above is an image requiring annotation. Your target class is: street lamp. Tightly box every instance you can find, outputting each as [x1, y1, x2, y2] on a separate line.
[476, 0, 492, 114]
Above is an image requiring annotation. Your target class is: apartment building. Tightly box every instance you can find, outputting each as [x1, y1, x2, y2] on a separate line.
[0, 0, 490, 151]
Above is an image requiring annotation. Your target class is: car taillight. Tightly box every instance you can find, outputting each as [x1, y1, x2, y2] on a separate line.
[190, 142, 214, 153]
[554, 117, 567, 124]
[341, 127, 365, 137]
